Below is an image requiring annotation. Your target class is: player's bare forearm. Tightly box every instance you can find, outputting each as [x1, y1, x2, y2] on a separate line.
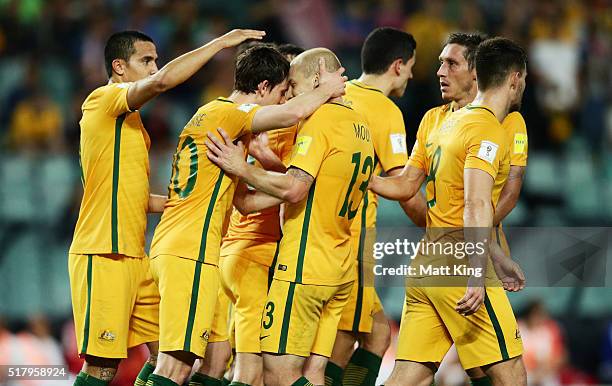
[128, 29, 265, 110]
[399, 192, 427, 227]
[251, 58, 347, 132]
[147, 194, 167, 213]
[238, 166, 312, 204]
[493, 166, 525, 225]
[369, 164, 424, 201]
[387, 167, 427, 226]
[233, 183, 284, 214]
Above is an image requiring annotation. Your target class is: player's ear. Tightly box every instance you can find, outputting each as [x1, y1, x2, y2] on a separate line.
[391, 58, 403, 76]
[112, 59, 126, 77]
[509, 72, 520, 91]
[313, 72, 320, 88]
[257, 80, 270, 96]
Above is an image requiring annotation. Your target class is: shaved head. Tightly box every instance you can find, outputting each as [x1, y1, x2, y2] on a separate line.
[290, 47, 341, 78]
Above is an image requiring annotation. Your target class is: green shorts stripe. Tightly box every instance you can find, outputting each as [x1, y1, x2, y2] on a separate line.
[278, 282, 296, 354]
[81, 254, 93, 354]
[484, 292, 509, 360]
[183, 260, 203, 352]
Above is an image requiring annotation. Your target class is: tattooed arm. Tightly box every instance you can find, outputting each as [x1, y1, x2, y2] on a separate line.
[232, 168, 314, 214]
[493, 166, 525, 225]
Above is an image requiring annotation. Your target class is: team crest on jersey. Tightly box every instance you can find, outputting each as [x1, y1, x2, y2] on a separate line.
[439, 117, 457, 134]
[187, 113, 206, 127]
[98, 330, 116, 342]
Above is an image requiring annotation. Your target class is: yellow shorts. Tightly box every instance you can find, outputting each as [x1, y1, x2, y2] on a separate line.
[337, 284, 385, 333]
[396, 284, 523, 369]
[261, 279, 353, 357]
[220, 253, 275, 353]
[68, 253, 160, 359]
[150, 255, 219, 358]
[210, 285, 233, 343]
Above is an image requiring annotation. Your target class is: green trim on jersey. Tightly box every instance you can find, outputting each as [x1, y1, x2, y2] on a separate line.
[351, 192, 368, 332]
[111, 113, 126, 254]
[197, 170, 225, 263]
[295, 182, 316, 283]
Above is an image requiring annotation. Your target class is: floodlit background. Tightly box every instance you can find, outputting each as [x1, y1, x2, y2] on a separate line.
[0, 0, 610, 384]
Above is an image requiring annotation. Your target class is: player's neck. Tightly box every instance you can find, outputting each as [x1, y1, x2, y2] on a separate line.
[227, 90, 259, 105]
[357, 73, 393, 97]
[453, 88, 477, 110]
[470, 90, 509, 122]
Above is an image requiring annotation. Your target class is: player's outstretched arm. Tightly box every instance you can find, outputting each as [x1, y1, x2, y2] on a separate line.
[251, 58, 347, 132]
[127, 29, 265, 110]
[456, 168, 494, 316]
[206, 128, 313, 204]
[147, 194, 167, 213]
[368, 163, 425, 201]
[493, 165, 525, 225]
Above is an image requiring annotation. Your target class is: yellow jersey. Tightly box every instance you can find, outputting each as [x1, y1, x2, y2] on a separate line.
[344, 80, 409, 229]
[503, 112, 528, 167]
[408, 104, 510, 228]
[70, 83, 150, 258]
[149, 97, 260, 265]
[274, 102, 374, 286]
[220, 125, 298, 266]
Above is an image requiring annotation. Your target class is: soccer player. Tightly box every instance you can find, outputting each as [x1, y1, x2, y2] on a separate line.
[206, 48, 375, 386]
[325, 27, 420, 386]
[68, 28, 265, 386]
[207, 44, 305, 386]
[433, 33, 528, 385]
[369, 37, 528, 386]
[146, 45, 347, 386]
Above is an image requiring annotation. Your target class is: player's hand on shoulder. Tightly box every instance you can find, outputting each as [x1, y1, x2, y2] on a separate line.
[206, 127, 247, 177]
[317, 57, 347, 98]
[217, 29, 266, 48]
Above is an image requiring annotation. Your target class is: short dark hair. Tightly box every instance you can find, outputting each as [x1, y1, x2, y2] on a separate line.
[276, 43, 305, 58]
[475, 37, 527, 91]
[446, 32, 488, 70]
[234, 45, 290, 94]
[361, 27, 417, 75]
[104, 30, 154, 77]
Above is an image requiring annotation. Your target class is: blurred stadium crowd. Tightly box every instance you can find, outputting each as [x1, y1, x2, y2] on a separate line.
[0, 0, 611, 385]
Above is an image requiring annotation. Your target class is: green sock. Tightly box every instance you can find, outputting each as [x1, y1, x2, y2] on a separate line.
[189, 373, 222, 386]
[221, 378, 231, 386]
[146, 374, 178, 386]
[135, 363, 155, 386]
[342, 348, 382, 386]
[74, 372, 109, 386]
[291, 377, 315, 386]
[229, 382, 251, 386]
[325, 361, 344, 386]
[471, 376, 492, 386]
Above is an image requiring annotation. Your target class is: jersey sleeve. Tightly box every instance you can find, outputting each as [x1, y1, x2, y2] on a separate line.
[503, 112, 528, 167]
[374, 106, 409, 173]
[464, 120, 508, 178]
[406, 110, 430, 171]
[288, 115, 328, 178]
[224, 103, 262, 139]
[101, 83, 133, 117]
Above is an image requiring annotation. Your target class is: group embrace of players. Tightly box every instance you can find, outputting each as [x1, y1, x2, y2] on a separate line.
[68, 24, 529, 386]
